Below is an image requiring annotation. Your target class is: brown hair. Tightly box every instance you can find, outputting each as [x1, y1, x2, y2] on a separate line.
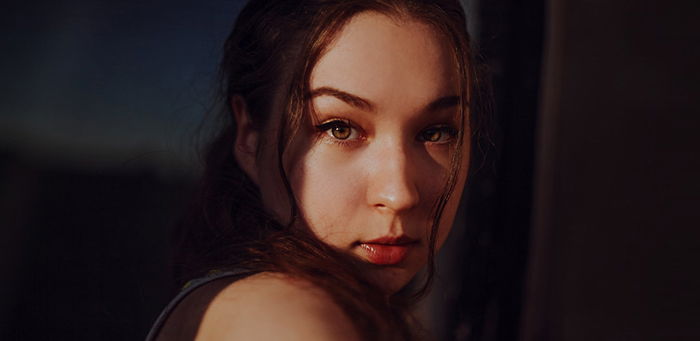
[174, 0, 489, 339]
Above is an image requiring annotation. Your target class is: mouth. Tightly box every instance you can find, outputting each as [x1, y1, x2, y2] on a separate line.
[357, 236, 419, 266]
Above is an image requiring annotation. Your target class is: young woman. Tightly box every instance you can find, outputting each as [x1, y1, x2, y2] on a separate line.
[147, 0, 488, 339]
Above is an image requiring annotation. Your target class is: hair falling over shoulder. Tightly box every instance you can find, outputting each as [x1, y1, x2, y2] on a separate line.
[172, 0, 491, 339]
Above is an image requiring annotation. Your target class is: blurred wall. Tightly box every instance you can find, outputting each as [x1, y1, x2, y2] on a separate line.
[1, 1, 246, 339]
[1, 0, 246, 170]
[522, 0, 699, 340]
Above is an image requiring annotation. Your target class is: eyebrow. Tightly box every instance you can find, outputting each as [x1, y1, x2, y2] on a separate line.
[309, 87, 374, 111]
[309, 86, 461, 113]
[425, 95, 461, 112]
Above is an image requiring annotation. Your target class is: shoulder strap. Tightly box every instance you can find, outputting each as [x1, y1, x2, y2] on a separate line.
[144, 269, 257, 341]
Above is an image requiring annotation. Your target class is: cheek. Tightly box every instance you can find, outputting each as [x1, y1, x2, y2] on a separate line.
[435, 146, 471, 250]
[290, 147, 366, 244]
[435, 190, 461, 250]
[287, 134, 469, 255]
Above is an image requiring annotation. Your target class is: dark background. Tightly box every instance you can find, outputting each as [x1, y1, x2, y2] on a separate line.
[1, 1, 244, 339]
[1, 0, 697, 340]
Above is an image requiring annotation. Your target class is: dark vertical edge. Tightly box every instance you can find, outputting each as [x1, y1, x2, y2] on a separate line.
[518, 0, 564, 340]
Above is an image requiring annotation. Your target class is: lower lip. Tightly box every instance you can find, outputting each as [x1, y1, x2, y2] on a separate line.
[359, 243, 411, 265]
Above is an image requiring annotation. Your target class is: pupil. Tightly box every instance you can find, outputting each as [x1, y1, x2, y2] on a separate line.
[332, 127, 350, 139]
[426, 130, 441, 142]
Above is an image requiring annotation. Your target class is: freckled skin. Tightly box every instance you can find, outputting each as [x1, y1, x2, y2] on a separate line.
[255, 12, 471, 294]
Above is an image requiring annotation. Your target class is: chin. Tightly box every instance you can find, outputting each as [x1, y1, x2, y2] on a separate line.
[366, 266, 416, 295]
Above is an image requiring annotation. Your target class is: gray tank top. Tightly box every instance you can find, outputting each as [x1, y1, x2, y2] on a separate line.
[145, 269, 257, 341]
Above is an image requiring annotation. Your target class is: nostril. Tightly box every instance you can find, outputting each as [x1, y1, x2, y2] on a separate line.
[371, 189, 419, 213]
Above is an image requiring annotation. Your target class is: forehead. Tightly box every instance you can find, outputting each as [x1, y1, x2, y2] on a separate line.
[310, 12, 458, 110]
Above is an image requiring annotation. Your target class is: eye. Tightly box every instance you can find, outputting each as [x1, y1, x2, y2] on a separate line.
[418, 125, 458, 143]
[316, 119, 359, 141]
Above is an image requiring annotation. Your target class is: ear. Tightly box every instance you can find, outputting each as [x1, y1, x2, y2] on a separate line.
[231, 95, 260, 185]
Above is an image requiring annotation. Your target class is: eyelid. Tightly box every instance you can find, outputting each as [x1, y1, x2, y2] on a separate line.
[315, 118, 358, 135]
[314, 118, 364, 144]
[315, 118, 352, 130]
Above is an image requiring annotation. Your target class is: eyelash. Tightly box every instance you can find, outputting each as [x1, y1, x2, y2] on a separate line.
[417, 125, 459, 143]
[315, 119, 363, 147]
[314, 118, 459, 146]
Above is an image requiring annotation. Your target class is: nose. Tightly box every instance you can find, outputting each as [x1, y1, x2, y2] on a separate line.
[366, 140, 420, 213]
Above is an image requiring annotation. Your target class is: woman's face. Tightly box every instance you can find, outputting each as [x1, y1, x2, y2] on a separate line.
[251, 12, 470, 293]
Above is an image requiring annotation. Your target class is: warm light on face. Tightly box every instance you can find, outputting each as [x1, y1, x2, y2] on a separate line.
[258, 12, 471, 293]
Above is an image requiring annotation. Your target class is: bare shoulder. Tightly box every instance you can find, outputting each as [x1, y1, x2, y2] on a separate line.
[194, 272, 361, 341]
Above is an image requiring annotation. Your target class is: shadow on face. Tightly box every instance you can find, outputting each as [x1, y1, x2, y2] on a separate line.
[240, 11, 470, 293]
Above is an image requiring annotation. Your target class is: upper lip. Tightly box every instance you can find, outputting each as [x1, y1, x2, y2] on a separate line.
[361, 235, 419, 245]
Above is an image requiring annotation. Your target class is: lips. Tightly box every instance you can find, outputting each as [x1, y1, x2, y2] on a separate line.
[358, 236, 418, 265]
